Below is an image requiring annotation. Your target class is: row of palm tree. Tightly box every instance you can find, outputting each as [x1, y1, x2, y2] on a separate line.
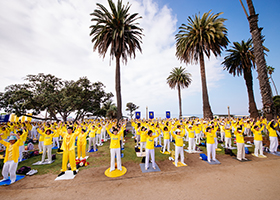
[89, 0, 276, 120]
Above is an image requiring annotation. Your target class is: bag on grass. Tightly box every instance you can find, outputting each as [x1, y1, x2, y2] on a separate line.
[135, 147, 140, 152]
[199, 153, 207, 161]
[27, 142, 34, 150]
[34, 150, 39, 156]
[245, 147, 249, 154]
[23, 151, 30, 159]
[52, 154, 56, 160]
[16, 166, 31, 175]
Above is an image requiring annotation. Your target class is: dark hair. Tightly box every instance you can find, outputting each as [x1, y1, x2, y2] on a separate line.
[112, 127, 118, 132]
[82, 129, 86, 132]
[148, 130, 153, 135]
[206, 127, 211, 132]
[254, 125, 259, 130]
[237, 127, 242, 132]
[163, 127, 168, 131]
[67, 126, 74, 131]
[46, 129, 52, 134]
[269, 121, 276, 130]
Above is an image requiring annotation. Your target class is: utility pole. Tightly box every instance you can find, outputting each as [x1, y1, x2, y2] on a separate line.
[227, 106, 230, 119]
[146, 106, 148, 120]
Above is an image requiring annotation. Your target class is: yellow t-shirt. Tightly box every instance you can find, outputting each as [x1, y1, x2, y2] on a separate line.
[251, 126, 264, 141]
[235, 129, 244, 143]
[146, 132, 159, 150]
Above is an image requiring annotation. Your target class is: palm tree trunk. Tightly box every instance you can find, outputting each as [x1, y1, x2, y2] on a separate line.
[178, 84, 182, 119]
[246, 0, 275, 120]
[243, 67, 259, 119]
[199, 52, 213, 119]
[270, 75, 279, 96]
[115, 54, 122, 121]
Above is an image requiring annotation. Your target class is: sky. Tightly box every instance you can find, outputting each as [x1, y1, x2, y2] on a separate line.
[0, 0, 279, 119]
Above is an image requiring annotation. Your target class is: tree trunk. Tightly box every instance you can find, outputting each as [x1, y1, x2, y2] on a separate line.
[115, 54, 122, 121]
[178, 84, 182, 119]
[270, 75, 279, 96]
[199, 52, 213, 119]
[243, 67, 259, 119]
[246, 0, 275, 120]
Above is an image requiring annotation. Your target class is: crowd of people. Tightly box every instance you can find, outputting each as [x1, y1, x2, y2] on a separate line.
[0, 116, 279, 184]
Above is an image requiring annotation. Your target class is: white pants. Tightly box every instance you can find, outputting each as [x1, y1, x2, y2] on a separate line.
[140, 142, 146, 154]
[19, 145, 24, 161]
[225, 137, 232, 148]
[163, 139, 170, 153]
[158, 134, 162, 145]
[175, 146, 184, 165]
[269, 137, 278, 153]
[195, 133, 201, 144]
[214, 137, 218, 149]
[136, 135, 140, 146]
[101, 129, 106, 140]
[39, 141, 44, 152]
[31, 129, 38, 139]
[254, 140, 263, 156]
[2, 160, 18, 182]
[188, 138, 195, 152]
[145, 148, 155, 169]
[110, 148, 121, 171]
[52, 137, 59, 148]
[207, 143, 216, 162]
[220, 131, 225, 142]
[88, 137, 96, 151]
[96, 134, 101, 145]
[237, 143, 245, 160]
[42, 144, 52, 162]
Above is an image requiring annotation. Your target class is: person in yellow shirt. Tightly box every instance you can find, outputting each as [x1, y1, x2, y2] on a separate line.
[139, 126, 148, 156]
[251, 124, 265, 157]
[186, 125, 196, 153]
[0, 132, 21, 184]
[267, 119, 279, 153]
[95, 124, 103, 146]
[58, 125, 80, 177]
[77, 127, 89, 159]
[17, 128, 28, 162]
[52, 127, 60, 148]
[205, 127, 216, 162]
[88, 124, 97, 152]
[145, 129, 159, 170]
[223, 125, 232, 148]
[194, 123, 202, 144]
[234, 125, 247, 161]
[171, 129, 186, 166]
[161, 126, 170, 153]
[37, 127, 45, 153]
[106, 123, 124, 172]
[40, 129, 55, 163]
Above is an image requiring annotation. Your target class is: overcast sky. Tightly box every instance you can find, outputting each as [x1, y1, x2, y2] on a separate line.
[0, 0, 279, 118]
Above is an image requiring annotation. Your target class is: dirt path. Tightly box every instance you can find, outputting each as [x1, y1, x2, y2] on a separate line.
[1, 152, 279, 200]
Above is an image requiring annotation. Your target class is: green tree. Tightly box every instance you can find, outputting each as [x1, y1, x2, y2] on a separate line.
[90, 0, 143, 121]
[175, 11, 229, 119]
[167, 66, 192, 118]
[222, 39, 258, 119]
[125, 102, 139, 119]
[267, 66, 278, 96]
[106, 104, 117, 119]
[239, 0, 275, 120]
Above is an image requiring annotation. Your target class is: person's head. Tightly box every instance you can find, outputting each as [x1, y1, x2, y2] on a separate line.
[189, 125, 193, 129]
[67, 126, 73, 134]
[8, 135, 17, 145]
[254, 125, 259, 131]
[112, 127, 118, 135]
[237, 126, 242, 133]
[141, 126, 146, 131]
[177, 125, 181, 129]
[46, 124, 51, 128]
[17, 129, 23, 136]
[148, 130, 153, 137]
[206, 127, 211, 133]
[46, 129, 52, 135]
[82, 129, 86, 133]
[175, 129, 181, 135]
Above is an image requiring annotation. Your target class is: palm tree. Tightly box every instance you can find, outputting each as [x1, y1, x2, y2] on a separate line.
[222, 39, 258, 119]
[167, 66, 192, 118]
[175, 11, 229, 119]
[90, 0, 143, 121]
[267, 66, 278, 96]
[239, 0, 275, 120]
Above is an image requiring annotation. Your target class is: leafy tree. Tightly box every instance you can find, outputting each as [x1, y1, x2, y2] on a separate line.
[125, 102, 139, 119]
[175, 11, 229, 119]
[90, 0, 143, 121]
[167, 66, 192, 118]
[273, 96, 280, 117]
[222, 39, 258, 119]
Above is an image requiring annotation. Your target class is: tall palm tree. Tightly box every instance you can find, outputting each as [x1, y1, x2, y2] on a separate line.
[90, 0, 143, 121]
[175, 11, 229, 119]
[222, 39, 258, 119]
[239, 0, 275, 120]
[267, 66, 278, 96]
[167, 66, 192, 118]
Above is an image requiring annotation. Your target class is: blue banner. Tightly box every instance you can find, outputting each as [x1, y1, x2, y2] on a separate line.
[166, 111, 171, 119]
[149, 111, 154, 119]
[0, 114, 10, 123]
[135, 112, 141, 119]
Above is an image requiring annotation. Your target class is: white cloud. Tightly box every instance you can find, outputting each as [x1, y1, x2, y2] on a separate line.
[0, 0, 225, 118]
